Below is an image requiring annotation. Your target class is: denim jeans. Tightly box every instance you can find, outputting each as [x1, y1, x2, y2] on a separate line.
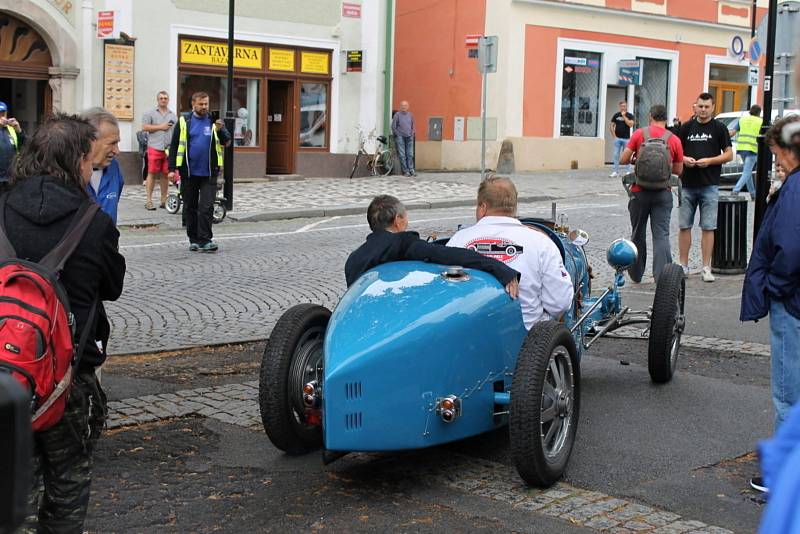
[628, 188, 673, 283]
[733, 150, 757, 199]
[613, 138, 629, 174]
[679, 185, 719, 230]
[396, 135, 415, 174]
[770, 300, 800, 429]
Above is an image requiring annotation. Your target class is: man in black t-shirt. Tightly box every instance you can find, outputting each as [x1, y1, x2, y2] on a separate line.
[609, 100, 634, 177]
[678, 92, 733, 282]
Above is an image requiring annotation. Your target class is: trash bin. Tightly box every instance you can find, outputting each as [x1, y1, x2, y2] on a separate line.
[712, 194, 748, 274]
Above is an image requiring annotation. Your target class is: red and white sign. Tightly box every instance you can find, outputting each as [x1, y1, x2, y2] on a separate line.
[464, 34, 482, 49]
[342, 2, 361, 18]
[96, 10, 115, 39]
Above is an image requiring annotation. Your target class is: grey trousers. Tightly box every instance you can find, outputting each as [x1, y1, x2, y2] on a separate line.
[628, 188, 673, 283]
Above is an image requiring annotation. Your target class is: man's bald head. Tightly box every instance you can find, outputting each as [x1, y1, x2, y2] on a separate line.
[476, 175, 518, 219]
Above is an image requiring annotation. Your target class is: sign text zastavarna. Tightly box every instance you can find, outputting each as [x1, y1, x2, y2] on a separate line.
[180, 39, 262, 69]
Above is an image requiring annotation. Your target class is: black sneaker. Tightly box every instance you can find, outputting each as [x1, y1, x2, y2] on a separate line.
[750, 476, 768, 493]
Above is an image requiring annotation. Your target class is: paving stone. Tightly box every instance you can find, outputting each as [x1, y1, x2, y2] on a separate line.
[608, 503, 657, 521]
[653, 520, 708, 534]
[624, 520, 656, 531]
[583, 516, 622, 530]
[643, 512, 682, 527]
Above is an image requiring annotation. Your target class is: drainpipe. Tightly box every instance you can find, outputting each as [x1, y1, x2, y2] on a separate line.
[383, 0, 394, 138]
[82, 0, 94, 110]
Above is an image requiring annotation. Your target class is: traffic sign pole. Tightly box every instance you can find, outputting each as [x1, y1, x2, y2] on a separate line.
[481, 69, 487, 180]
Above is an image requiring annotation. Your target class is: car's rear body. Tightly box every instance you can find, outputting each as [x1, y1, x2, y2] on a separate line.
[323, 261, 526, 452]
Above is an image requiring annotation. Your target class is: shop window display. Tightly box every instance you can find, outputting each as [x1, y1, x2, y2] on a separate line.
[560, 50, 602, 137]
[179, 74, 260, 146]
[300, 82, 327, 148]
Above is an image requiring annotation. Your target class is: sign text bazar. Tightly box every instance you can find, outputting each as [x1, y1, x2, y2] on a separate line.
[181, 39, 262, 69]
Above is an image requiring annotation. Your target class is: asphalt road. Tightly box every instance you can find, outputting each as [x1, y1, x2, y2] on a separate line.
[91, 336, 771, 533]
[83, 190, 775, 533]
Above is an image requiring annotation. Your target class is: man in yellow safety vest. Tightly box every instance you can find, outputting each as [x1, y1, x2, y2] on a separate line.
[0, 101, 24, 192]
[167, 91, 230, 253]
[731, 105, 763, 200]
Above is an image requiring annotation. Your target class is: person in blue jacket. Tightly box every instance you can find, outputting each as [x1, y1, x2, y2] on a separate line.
[741, 114, 800, 493]
[82, 108, 124, 224]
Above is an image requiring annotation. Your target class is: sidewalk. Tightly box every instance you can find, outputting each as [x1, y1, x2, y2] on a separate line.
[117, 169, 613, 227]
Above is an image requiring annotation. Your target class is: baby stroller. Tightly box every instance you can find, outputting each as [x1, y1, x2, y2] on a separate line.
[165, 172, 227, 224]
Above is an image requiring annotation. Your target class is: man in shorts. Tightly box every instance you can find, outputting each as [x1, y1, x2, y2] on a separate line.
[141, 91, 177, 210]
[678, 92, 733, 282]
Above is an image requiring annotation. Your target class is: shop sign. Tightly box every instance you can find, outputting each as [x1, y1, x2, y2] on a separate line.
[342, 2, 361, 18]
[181, 39, 263, 69]
[96, 10, 115, 39]
[346, 50, 362, 72]
[103, 42, 134, 120]
[301, 51, 330, 75]
[618, 59, 643, 86]
[564, 56, 587, 66]
[269, 48, 295, 71]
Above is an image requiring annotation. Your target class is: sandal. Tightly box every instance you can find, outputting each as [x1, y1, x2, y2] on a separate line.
[145, 201, 156, 211]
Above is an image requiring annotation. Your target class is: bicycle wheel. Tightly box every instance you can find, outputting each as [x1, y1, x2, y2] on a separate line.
[349, 152, 362, 179]
[374, 149, 394, 176]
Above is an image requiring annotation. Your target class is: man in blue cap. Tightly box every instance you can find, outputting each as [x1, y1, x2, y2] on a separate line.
[0, 101, 24, 192]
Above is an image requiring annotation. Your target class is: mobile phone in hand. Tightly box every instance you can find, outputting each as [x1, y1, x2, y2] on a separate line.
[210, 110, 220, 123]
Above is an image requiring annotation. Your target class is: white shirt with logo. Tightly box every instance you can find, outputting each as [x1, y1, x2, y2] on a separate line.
[447, 216, 574, 329]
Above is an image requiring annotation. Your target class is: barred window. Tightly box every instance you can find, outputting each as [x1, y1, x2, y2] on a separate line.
[560, 51, 602, 137]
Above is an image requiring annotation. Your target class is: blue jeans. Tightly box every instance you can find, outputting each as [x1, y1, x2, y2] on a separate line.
[613, 138, 629, 174]
[770, 300, 800, 429]
[396, 135, 415, 174]
[679, 185, 719, 230]
[733, 150, 757, 199]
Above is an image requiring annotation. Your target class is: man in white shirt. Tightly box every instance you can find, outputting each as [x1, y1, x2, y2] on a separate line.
[447, 176, 574, 329]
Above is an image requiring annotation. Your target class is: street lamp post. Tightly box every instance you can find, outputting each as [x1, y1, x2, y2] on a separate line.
[753, 0, 778, 241]
[223, 0, 235, 211]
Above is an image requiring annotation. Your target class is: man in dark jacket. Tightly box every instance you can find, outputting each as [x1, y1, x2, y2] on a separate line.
[167, 92, 230, 252]
[1, 114, 126, 532]
[345, 195, 520, 297]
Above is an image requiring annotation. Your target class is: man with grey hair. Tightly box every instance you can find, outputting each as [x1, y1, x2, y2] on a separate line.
[345, 194, 520, 295]
[83, 107, 124, 224]
[447, 176, 573, 329]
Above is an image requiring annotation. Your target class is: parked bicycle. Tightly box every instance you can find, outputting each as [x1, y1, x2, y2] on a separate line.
[349, 135, 394, 178]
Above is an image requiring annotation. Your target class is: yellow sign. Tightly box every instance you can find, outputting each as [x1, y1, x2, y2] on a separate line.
[269, 48, 295, 71]
[301, 51, 329, 75]
[180, 39, 263, 69]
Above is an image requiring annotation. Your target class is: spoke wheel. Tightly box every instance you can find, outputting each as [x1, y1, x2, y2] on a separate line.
[510, 321, 580, 488]
[648, 263, 685, 383]
[374, 150, 394, 176]
[165, 193, 181, 214]
[212, 202, 227, 224]
[259, 304, 330, 454]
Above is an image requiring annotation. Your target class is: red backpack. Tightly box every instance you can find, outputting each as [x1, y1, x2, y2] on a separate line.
[0, 201, 99, 431]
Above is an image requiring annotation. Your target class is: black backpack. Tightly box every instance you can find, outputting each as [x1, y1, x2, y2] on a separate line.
[135, 130, 148, 157]
[634, 127, 672, 190]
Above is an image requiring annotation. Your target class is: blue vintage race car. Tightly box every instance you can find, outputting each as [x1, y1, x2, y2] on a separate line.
[259, 216, 686, 487]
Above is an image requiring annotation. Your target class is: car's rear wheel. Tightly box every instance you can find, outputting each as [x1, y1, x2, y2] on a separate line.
[259, 304, 329, 454]
[510, 321, 580, 488]
[648, 263, 685, 383]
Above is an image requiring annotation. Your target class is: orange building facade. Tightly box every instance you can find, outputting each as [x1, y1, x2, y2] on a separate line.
[394, 0, 767, 171]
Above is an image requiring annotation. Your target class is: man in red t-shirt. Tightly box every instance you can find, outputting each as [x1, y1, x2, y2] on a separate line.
[620, 104, 684, 283]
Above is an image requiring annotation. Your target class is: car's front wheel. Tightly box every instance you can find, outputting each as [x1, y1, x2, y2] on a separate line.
[259, 303, 329, 454]
[509, 321, 580, 488]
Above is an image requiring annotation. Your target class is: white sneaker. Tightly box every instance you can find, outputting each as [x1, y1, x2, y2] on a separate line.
[702, 266, 715, 282]
[681, 264, 689, 277]
[609, 171, 619, 178]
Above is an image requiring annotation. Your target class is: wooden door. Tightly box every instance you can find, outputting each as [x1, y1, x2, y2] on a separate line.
[266, 80, 295, 174]
[709, 82, 747, 113]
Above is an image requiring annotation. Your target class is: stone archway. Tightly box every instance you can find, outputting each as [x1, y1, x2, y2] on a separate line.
[0, 1, 80, 112]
